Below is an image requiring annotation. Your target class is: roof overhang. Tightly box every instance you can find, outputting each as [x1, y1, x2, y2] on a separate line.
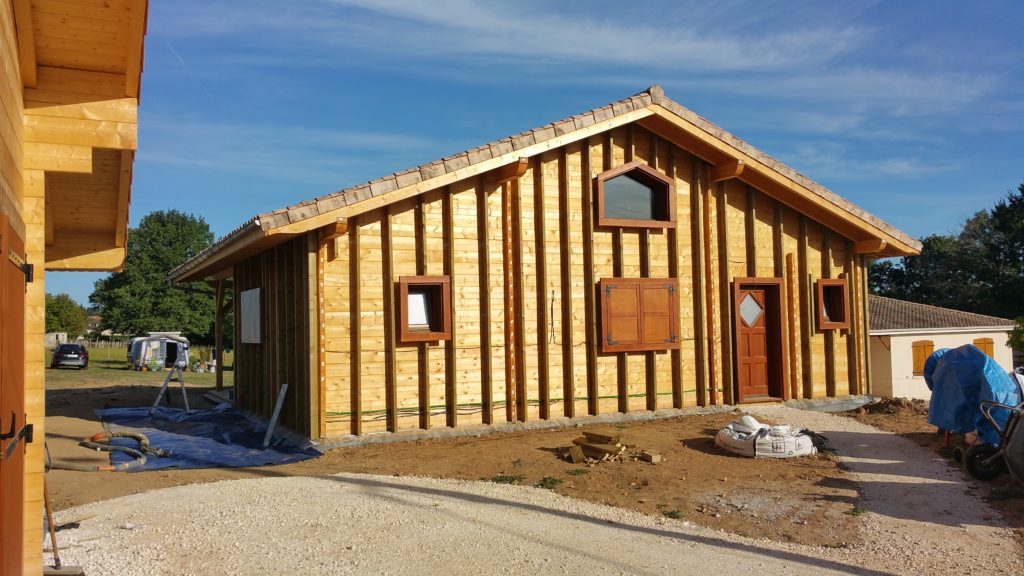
[171, 86, 922, 283]
[870, 326, 1015, 337]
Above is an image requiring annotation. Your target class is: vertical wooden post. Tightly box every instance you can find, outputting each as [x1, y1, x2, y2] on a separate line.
[307, 232, 321, 438]
[477, 177, 493, 424]
[502, 179, 517, 423]
[745, 186, 756, 278]
[822, 229, 836, 397]
[442, 190, 458, 427]
[415, 198, 431, 429]
[512, 177, 528, 422]
[582, 138, 599, 415]
[692, 159, 708, 407]
[348, 218, 362, 435]
[214, 279, 224, 391]
[860, 255, 873, 395]
[558, 149, 574, 418]
[667, 143, 683, 409]
[715, 182, 732, 405]
[382, 209, 398, 432]
[798, 216, 812, 398]
[786, 253, 800, 400]
[845, 239, 859, 395]
[773, 203, 784, 278]
[533, 157, 551, 418]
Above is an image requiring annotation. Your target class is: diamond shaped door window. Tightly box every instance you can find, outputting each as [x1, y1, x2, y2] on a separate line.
[739, 294, 763, 327]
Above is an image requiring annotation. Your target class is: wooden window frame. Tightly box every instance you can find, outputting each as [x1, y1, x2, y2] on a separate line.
[398, 276, 452, 343]
[912, 340, 934, 377]
[816, 278, 850, 331]
[599, 277, 680, 353]
[973, 337, 995, 357]
[595, 161, 676, 229]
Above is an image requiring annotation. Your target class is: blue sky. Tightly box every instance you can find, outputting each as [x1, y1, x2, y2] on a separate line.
[49, 0, 1024, 305]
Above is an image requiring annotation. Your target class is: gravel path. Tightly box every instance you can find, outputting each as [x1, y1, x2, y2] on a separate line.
[45, 407, 1022, 575]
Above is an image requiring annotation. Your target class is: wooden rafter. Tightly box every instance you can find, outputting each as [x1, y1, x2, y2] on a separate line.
[318, 218, 348, 242]
[711, 159, 745, 183]
[853, 238, 887, 254]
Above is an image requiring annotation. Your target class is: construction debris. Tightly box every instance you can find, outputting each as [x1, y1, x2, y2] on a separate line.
[640, 450, 662, 463]
[558, 430, 663, 465]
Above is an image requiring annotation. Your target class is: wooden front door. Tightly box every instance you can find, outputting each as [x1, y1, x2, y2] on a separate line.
[734, 278, 786, 403]
[0, 216, 26, 574]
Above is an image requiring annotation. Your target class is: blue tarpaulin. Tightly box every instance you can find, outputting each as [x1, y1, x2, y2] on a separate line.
[96, 402, 321, 471]
[924, 344, 1022, 446]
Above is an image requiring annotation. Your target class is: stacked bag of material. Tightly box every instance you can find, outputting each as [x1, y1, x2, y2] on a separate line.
[714, 415, 818, 458]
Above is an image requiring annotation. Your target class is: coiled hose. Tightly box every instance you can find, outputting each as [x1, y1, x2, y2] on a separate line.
[47, 431, 170, 472]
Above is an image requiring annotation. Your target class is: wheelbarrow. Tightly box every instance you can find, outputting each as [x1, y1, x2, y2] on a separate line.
[961, 400, 1024, 483]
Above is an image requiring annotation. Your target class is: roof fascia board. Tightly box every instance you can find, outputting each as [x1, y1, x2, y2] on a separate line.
[261, 106, 656, 236]
[168, 221, 265, 283]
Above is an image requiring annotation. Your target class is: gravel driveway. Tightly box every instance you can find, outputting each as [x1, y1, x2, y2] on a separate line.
[46, 407, 1022, 575]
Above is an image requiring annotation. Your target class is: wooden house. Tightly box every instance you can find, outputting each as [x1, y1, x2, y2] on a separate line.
[0, 2, 148, 573]
[170, 86, 921, 441]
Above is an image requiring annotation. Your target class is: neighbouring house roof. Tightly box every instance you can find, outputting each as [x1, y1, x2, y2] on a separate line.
[869, 294, 1017, 335]
[170, 85, 923, 283]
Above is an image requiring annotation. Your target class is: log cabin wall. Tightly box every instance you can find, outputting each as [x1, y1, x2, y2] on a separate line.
[234, 235, 316, 437]
[319, 124, 869, 438]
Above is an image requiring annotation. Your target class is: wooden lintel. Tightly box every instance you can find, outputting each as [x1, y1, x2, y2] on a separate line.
[488, 158, 529, 186]
[710, 159, 745, 183]
[853, 238, 887, 254]
[318, 218, 349, 242]
[13, 0, 37, 88]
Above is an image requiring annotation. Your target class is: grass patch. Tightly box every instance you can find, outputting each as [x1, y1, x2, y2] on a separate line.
[512, 458, 525, 468]
[823, 542, 850, 549]
[566, 468, 589, 476]
[534, 476, 562, 489]
[661, 509, 683, 519]
[490, 474, 525, 484]
[845, 506, 867, 516]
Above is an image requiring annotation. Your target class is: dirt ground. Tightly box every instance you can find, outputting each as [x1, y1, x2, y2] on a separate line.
[44, 378, 1023, 550]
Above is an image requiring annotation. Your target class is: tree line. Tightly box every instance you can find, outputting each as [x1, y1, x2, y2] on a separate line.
[870, 183, 1024, 351]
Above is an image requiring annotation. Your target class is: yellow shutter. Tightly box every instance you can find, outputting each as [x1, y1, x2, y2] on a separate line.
[912, 340, 934, 376]
[973, 338, 994, 358]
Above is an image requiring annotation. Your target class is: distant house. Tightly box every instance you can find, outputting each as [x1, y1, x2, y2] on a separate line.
[868, 295, 1016, 399]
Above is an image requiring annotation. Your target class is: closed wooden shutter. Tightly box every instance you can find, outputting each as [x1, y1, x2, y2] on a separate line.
[912, 340, 934, 377]
[600, 278, 679, 353]
[973, 338, 994, 358]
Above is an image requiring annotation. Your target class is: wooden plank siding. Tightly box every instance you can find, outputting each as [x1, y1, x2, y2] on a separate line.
[233, 235, 314, 437]
[307, 123, 866, 439]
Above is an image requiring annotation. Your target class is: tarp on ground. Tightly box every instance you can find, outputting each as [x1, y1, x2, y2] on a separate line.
[924, 344, 1022, 446]
[96, 402, 321, 471]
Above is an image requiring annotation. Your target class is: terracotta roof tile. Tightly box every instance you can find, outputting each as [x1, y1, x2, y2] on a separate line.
[868, 295, 1015, 332]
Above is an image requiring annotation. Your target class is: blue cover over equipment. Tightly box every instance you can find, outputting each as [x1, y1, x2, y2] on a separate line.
[924, 344, 1022, 446]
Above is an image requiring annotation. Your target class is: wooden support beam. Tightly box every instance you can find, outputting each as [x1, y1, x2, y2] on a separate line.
[692, 160, 708, 407]
[533, 156, 549, 420]
[844, 244, 859, 396]
[710, 159, 745, 183]
[703, 167, 718, 406]
[502, 179, 517, 423]
[786, 253, 800, 400]
[822, 229, 836, 397]
[382, 210, 397, 432]
[316, 239, 327, 439]
[307, 232, 321, 438]
[13, 0, 37, 87]
[215, 279, 224, 390]
[558, 151, 574, 419]
[488, 157, 529, 186]
[745, 186, 756, 278]
[513, 177, 527, 421]
[44, 196, 53, 246]
[860, 255, 872, 395]
[717, 183, 733, 405]
[415, 199, 430, 430]
[798, 216, 812, 398]
[318, 218, 349, 242]
[442, 189, 458, 427]
[476, 177, 493, 424]
[349, 219, 362, 435]
[667, 144, 683, 409]
[853, 238, 888, 254]
[773, 202, 784, 278]
[582, 138, 599, 416]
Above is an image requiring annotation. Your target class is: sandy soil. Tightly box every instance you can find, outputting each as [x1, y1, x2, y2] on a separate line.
[44, 379, 1023, 553]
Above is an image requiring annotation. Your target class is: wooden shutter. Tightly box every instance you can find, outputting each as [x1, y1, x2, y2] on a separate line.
[912, 340, 934, 376]
[973, 338, 994, 357]
[600, 278, 679, 353]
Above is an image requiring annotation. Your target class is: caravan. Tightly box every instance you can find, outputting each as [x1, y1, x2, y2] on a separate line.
[127, 332, 190, 371]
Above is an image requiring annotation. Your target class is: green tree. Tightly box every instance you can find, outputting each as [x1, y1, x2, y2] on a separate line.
[870, 183, 1024, 354]
[90, 210, 216, 342]
[45, 293, 86, 338]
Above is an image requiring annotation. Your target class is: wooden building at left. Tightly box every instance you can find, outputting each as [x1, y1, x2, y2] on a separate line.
[0, 2, 148, 574]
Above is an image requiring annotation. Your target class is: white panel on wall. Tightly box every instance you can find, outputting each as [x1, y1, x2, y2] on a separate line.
[241, 288, 261, 344]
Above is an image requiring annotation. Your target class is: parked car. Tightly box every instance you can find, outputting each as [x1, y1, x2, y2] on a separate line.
[51, 343, 89, 369]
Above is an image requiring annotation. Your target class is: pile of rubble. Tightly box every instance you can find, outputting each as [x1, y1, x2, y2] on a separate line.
[558, 429, 662, 464]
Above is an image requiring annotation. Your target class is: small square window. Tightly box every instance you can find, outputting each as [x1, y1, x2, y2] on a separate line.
[816, 279, 849, 330]
[398, 276, 451, 343]
[596, 161, 675, 229]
